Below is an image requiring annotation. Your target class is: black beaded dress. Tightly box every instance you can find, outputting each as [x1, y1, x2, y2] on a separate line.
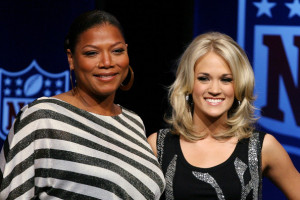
[157, 128, 266, 200]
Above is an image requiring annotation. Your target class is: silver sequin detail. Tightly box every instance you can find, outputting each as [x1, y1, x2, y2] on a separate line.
[234, 158, 254, 200]
[192, 171, 225, 200]
[234, 132, 262, 200]
[248, 132, 260, 199]
[165, 155, 177, 200]
[157, 129, 168, 165]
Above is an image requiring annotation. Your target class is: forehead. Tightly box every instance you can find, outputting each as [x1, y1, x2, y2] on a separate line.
[77, 24, 125, 46]
[194, 52, 231, 74]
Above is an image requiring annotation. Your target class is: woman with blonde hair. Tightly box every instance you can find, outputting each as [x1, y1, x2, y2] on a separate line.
[148, 32, 300, 199]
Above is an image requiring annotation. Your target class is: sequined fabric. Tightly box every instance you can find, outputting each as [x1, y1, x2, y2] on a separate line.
[157, 129, 168, 165]
[165, 155, 177, 200]
[192, 172, 225, 200]
[157, 129, 265, 200]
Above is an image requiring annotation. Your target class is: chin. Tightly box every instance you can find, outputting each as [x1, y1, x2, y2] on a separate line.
[96, 85, 119, 94]
[205, 111, 228, 120]
[93, 89, 116, 98]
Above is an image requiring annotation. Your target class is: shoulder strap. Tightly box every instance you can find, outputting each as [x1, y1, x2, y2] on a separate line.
[252, 130, 266, 200]
[156, 128, 170, 165]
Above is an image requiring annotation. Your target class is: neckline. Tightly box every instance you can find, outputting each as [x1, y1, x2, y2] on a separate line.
[175, 135, 240, 172]
[40, 96, 124, 118]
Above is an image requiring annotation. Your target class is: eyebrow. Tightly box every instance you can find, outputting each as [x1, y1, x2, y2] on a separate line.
[196, 73, 233, 76]
[197, 72, 209, 76]
[82, 42, 126, 49]
[111, 41, 127, 47]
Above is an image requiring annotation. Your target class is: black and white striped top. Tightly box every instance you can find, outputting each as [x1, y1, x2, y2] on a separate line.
[0, 97, 165, 199]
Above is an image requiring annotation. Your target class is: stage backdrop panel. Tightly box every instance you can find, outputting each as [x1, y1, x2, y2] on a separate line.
[0, 1, 95, 147]
[194, 0, 300, 199]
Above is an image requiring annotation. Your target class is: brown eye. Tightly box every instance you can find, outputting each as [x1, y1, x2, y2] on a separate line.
[113, 48, 125, 54]
[83, 51, 98, 57]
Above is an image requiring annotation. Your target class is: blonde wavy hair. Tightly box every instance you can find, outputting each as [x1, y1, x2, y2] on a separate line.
[167, 32, 257, 141]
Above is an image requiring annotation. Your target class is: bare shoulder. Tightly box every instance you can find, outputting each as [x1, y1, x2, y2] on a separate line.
[262, 133, 287, 168]
[262, 134, 281, 152]
[262, 133, 300, 199]
[147, 132, 158, 157]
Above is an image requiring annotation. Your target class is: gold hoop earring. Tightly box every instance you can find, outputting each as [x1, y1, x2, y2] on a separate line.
[70, 70, 76, 95]
[120, 65, 134, 91]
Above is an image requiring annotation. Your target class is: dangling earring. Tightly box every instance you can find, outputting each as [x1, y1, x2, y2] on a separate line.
[186, 93, 194, 113]
[120, 65, 134, 91]
[238, 100, 241, 106]
[186, 93, 193, 103]
[70, 69, 76, 95]
[186, 93, 193, 105]
[185, 94, 189, 101]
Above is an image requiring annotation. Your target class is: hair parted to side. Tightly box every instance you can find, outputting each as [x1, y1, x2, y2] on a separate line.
[64, 10, 124, 53]
[166, 32, 257, 141]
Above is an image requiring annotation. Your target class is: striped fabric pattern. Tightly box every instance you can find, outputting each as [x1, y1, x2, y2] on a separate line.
[0, 97, 165, 200]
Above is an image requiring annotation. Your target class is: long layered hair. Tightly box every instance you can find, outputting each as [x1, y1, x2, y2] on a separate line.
[167, 32, 257, 141]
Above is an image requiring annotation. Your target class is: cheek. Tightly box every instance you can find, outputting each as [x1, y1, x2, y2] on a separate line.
[121, 67, 129, 81]
[119, 57, 130, 78]
[192, 82, 206, 97]
[226, 86, 235, 97]
[192, 86, 206, 104]
[120, 58, 130, 69]
[73, 56, 95, 73]
[114, 54, 129, 68]
[225, 86, 235, 104]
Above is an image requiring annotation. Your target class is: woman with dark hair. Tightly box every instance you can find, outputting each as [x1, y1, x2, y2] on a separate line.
[148, 32, 300, 199]
[0, 10, 165, 199]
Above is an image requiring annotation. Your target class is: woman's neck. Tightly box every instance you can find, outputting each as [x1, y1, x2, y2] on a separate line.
[192, 112, 229, 137]
[65, 88, 121, 116]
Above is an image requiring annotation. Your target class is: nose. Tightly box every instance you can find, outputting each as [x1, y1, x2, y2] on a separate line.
[208, 80, 221, 96]
[98, 52, 112, 68]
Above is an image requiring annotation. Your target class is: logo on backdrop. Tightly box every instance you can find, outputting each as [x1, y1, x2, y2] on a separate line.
[237, 0, 300, 156]
[0, 60, 69, 140]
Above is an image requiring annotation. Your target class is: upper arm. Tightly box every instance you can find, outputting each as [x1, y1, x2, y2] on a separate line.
[262, 134, 300, 199]
[0, 105, 38, 199]
[0, 126, 35, 199]
[147, 132, 158, 157]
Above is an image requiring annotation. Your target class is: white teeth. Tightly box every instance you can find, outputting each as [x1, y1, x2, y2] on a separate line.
[205, 99, 223, 103]
[98, 75, 114, 78]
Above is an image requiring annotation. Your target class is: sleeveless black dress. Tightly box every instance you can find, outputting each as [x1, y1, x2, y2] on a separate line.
[157, 129, 266, 200]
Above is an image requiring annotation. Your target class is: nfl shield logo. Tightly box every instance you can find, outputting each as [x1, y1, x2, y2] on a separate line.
[238, 0, 300, 156]
[0, 60, 69, 140]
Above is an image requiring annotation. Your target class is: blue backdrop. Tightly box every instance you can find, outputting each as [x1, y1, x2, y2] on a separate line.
[0, 0, 299, 199]
[0, 1, 94, 144]
[194, 0, 300, 199]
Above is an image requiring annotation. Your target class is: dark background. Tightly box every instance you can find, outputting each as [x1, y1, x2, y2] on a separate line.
[101, 1, 195, 135]
[100, 0, 239, 136]
[102, 0, 193, 135]
[0, 0, 295, 199]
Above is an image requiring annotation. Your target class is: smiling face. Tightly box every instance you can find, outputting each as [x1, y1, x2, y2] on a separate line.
[67, 24, 129, 99]
[192, 51, 234, 122]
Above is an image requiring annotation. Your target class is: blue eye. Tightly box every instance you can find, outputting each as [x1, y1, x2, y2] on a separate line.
[221, 78, 233, 82]
[198, 76, 209, 81]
